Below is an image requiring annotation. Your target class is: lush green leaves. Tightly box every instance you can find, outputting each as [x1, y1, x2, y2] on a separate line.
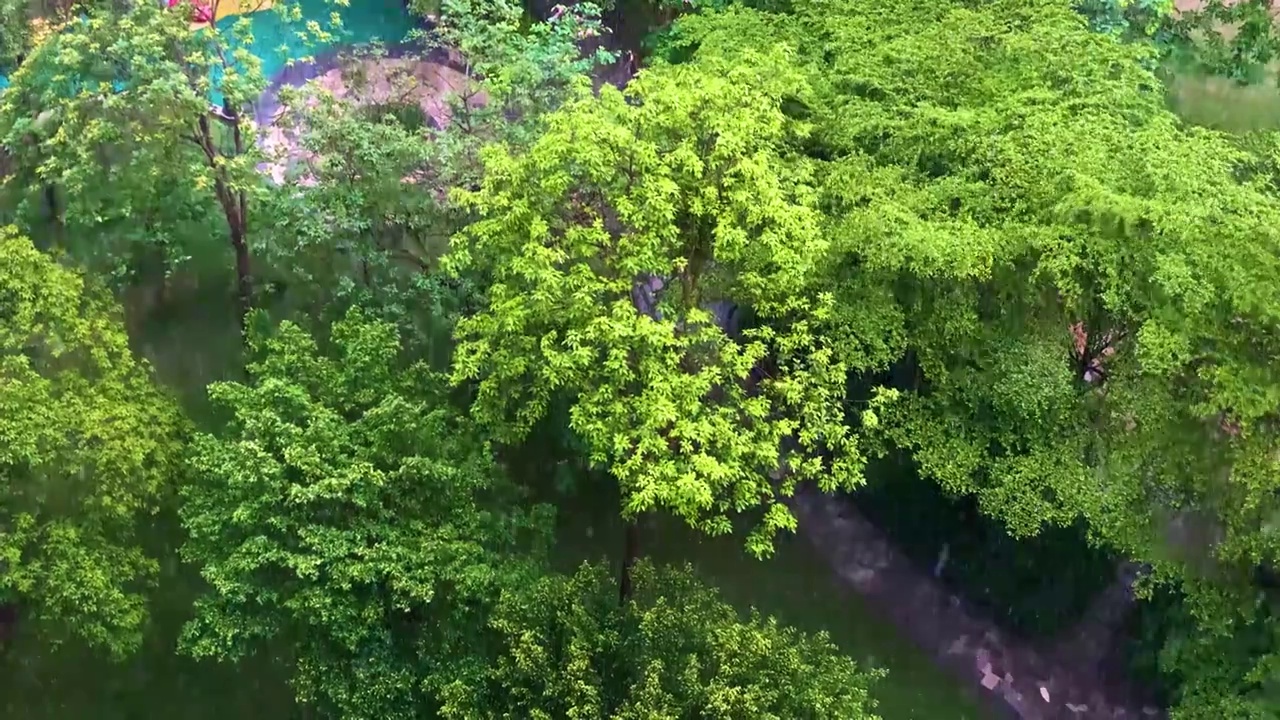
[0, 225, 185, 657]
[449, 51, 864, 556]
[180, 309, 882, 719]
[17, 0, 1280, 716]
[439, 561, 881, 720]
[660, 0, 1280, 713]
[180, 309, 553, 719]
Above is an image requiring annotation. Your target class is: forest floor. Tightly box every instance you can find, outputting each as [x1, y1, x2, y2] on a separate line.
[1168, 0, 1280, 131]
[790, 486, 1162, 720]
[1168, 69, 1280, 131]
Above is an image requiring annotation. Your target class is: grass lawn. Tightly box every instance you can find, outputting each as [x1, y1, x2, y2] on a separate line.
[1167, 69, 1280, 132]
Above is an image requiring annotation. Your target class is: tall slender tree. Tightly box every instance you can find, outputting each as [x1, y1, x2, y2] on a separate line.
[0, 1, 280, 327]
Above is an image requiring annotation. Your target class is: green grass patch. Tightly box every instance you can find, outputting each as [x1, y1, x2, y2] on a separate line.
[1166, 69, 1280, 132]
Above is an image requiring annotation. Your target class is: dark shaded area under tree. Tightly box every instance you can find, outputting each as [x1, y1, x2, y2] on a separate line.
[853, 458, 1118, 641]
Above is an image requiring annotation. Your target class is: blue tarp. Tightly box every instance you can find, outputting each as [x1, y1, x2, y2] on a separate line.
[0, 0, 416, 104]
[208, 0, 416, 107]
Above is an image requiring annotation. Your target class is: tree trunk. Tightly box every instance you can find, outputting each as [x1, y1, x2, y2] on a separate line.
[43, 183, 60, 224]
[618, 518, 641, 605]
[230, 221, 253, 331]
[195, 112, 253, 332]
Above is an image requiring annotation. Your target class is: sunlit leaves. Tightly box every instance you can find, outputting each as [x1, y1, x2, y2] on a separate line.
[180, 308, 551, 719]
[449, 51, 863, 556]
[659, 1, 1280, 713]
[0, 226, 185, 657]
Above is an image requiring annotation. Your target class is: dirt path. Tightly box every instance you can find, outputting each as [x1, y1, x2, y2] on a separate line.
[788, 486, 1163, 720]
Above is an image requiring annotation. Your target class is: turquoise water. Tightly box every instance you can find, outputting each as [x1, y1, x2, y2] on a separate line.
[0, 1, 415, 102]
[208, 0, 416, 106]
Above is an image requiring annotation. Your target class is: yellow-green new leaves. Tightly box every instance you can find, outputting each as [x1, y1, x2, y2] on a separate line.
[448, 54, 863, 556]
[180, 309, 552, 720]
[668, 1, 1280, 714]
[438, 561, 881, 720]
[0, 226, 185, 657]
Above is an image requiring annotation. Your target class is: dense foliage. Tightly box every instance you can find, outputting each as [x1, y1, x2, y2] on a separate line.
[663, 0, 1280, 713]
[180, 310, 551, 719]
[0, 225, 185, 657]
[444, 560, 881, 719]
[179, 310, 879, 718]
[6, 0, 1280, 718]
[449, 50, 860, 557]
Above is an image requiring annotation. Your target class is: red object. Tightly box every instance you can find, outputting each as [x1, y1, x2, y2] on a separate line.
[167, 0, 213, 23]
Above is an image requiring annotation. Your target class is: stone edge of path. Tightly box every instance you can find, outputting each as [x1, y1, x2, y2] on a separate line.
[786, 485, 1166, 720]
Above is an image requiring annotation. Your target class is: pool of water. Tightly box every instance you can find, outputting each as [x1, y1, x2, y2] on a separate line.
[208, 0, 418, 107]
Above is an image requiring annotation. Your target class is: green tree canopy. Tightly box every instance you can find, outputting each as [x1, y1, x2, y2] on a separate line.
[448, 50, 863, 558]
[0, 225, 185, 657]
[181, 310, 882, 719]
[440, 561, 881, 720]
[179, 309, 551, 719]
[660, 0, 1280, 714]
[255, 0, 612, 351]
[0, 0, 274, 323]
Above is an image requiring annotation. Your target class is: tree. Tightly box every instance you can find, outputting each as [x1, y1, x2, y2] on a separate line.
[255, 0, 612, 346]
[1075, 0, 1173, 44]
[659, 0, 1280, 714]
[181, 309, 878, 719]
[255, 83, 460, 356]
[0, 0, 105, 71]
[438, 561, 882, 720]
[179, 309, 554, 719]
[431, 0, 613, 157]
[1161, 0, 1280, 84]
[0, 225, 186, 657]
[446, 50, 866, 600]
[0, 0, 280, 327]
